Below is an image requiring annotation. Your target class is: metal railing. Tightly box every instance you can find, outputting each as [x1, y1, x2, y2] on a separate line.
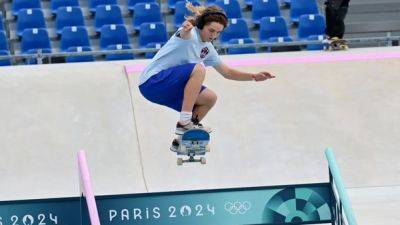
[325, 148, 358, 225]
[0, 36, 399, 65]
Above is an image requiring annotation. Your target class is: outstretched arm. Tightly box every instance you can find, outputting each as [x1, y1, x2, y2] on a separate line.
[214, 63, 276, 81]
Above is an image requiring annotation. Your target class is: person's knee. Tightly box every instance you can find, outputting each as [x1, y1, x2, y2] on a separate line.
[192, 64, 206, 78]
[207, 90, 218, 106]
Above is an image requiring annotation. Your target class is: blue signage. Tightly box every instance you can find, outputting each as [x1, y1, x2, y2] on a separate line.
[0, 183, 333, 225]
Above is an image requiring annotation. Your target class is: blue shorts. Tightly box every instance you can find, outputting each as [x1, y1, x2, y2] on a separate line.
[139, 63, 207, 112]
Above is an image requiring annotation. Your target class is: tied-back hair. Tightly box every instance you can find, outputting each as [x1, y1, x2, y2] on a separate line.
[185, 1, 228, 28]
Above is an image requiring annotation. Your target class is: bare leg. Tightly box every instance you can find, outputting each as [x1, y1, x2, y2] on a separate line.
[193, 89, 217, 122]
[181, 64, 206, 113]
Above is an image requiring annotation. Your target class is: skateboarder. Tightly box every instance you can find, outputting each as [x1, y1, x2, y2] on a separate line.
[139, 2, 275, 136]
[325, 0, 351, 41]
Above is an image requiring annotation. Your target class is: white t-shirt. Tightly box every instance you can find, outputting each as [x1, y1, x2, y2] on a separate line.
[139, 27, 222, 85]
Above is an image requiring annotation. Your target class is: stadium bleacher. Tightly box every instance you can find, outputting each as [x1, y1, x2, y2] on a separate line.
[0, 0, 399, 65]
[65, 46, 95, 62]
[55, 6, 86, 35]
[220, 18, 250, 44]
[251, 0, 281, 26]
[94, 4, 124, 32]
[60, 26, 91, 51]
[16, 8, 46, 37]
[99, 24, 130, 49]
[289, 0, 319, 24]
[12, 0, 42, 17]
[51, 0, 80, 14]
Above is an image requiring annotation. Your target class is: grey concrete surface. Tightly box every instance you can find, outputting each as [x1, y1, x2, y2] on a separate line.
[349, 185, 400, 225]
[128, 47, 400, 192]
[0, 62, 147, 201]
[0, 47, 399, 225]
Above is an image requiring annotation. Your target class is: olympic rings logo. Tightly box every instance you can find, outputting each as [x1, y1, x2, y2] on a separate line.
[224, 201, 251, 215]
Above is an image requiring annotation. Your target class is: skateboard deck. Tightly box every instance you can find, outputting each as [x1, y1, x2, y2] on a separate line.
[326, 38, 348, 51]
[171, 129, 210, 165]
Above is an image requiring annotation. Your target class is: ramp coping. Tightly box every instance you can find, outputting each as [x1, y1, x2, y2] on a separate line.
[78, 150, 101, 225]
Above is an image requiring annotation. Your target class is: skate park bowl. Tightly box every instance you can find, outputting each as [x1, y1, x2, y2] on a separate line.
[0, 46, 400, 224]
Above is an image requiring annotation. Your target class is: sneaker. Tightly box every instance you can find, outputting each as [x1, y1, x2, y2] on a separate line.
[175, 121, 196, 135]
[191, 117, 212, 133]
[175, 121, 212, 135]
[170, 138, 180, 152]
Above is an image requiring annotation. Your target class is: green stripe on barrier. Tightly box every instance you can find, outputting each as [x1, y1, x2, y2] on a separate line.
[325, 148, 358, 225]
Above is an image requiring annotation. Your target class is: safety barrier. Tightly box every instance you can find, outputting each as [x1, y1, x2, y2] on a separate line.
[0, 148, 357, 225]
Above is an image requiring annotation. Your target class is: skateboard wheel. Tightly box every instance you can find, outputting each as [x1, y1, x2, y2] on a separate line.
[177, 158, 183, 166]
[205, 145, 210, 152]
[200, 157, 206, 164]
[180, 145, 186, 153]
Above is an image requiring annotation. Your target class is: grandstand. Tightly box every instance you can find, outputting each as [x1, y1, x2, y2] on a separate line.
[0, 0, 399, 65]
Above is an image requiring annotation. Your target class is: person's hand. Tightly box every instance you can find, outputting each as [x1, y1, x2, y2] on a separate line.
[182, 20, 194, 32]
[252, 72, 275, 82]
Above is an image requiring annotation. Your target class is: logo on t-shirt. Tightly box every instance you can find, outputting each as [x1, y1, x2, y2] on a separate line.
[200, 47, 209, 59]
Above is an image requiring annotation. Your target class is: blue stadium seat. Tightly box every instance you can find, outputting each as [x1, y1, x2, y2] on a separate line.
[252, 0, 281, 26]
[168, 0, 180, 11]
[144, 42, 163, 59]
[0, 13, 4, 31]
[168, 0, 198, 11]
[105, 44, 135, 60]
[290, 0, 319, 23]
[174, 0, 200, 29]
[89, 0, 117, 13]
[0, 31, 9, 51]
[259, 16, 291, 42]
[138, 22, 168, 48]
[99, 24, 130, 49]
[60, 26, 91, 51]
[21, 28, 51, 54]
[17, 8, 46, 37]
[226, 38, 256, 55]
[0, 31, 11, 66]
[297, 14, 325, 40]
[220, 18, 249, 44]
[12, 0, 41, 17]
[55, 6, 85, 35]
[51, 0, 79, 14]
[306, 34, 325, 50]
[95, 5, 123, 33]
[205, 0, 217, 6]
[215, 0, 242, 19]
[127, 0, 156, 13]
[65, 46, 94, 63]
[133, 3, 162, 31]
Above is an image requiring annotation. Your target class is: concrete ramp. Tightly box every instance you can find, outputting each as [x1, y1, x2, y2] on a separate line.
[127, 47, 400, 192]
[0, 62, 147, 200]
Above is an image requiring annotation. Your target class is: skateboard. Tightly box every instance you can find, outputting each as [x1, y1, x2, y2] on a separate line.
[326, 37, 348, 51]
[170, 129, 210, 165]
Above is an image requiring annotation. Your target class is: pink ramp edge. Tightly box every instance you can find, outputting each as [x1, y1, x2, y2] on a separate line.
[124, 51, 400, 73]
[78, 150, 101, 225]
